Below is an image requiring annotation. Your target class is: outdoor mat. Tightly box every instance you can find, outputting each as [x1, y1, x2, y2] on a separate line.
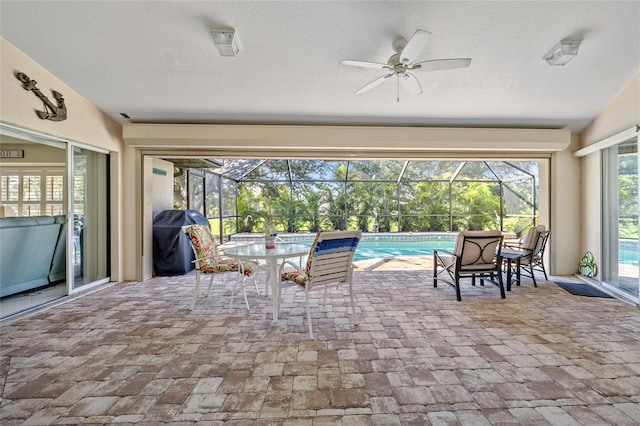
[554, 281, 613, 298]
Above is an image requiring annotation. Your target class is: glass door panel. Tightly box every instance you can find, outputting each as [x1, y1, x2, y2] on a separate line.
[602, 138, 639, 299]
[72, 147, 109, 290]
[0, 139, 67, 318]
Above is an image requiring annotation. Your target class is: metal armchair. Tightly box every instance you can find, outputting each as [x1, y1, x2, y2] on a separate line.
[504, 226, 549, 286]
[434, 230, 505, 301]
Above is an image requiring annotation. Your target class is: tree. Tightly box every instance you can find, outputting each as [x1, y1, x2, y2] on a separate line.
[295, 184, 325, 232]
[618, 173, 638, 239]
[452, 182, 500, 231]
[237, 184, 261, 232]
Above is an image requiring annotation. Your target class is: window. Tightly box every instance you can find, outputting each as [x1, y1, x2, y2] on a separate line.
[602, 137, 639, 301]
[0, 168, 65, 216]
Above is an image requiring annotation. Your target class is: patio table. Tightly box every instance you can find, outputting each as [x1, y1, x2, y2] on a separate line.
[502, 248, 524, 291]
[223, 243, 310, 321]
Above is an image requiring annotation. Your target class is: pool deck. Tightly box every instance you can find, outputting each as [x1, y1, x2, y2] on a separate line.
[2, 263, 639, 424]
[355, 255, 434, 271]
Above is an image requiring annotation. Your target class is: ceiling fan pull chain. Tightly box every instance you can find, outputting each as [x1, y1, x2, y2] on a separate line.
[397, 76, 400, 103]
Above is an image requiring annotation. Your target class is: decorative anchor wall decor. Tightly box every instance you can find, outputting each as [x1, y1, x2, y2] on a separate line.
[15, 72, 67, 121]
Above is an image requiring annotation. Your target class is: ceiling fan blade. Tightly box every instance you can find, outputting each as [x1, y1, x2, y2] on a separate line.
[401, 73, 423, 96]
[400, 29, 431, 63]
[412, 58, 472, 72]
[341, 60, 390, 70]
[354, 73, 394, 94]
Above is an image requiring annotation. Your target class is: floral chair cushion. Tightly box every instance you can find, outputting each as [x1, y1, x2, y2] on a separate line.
[184, 224, 221, 260]
[281, 270, 309, 287]
[184, 225, 256, 277]
[280, 230, 321, 287]
[200, 258, 257, 276]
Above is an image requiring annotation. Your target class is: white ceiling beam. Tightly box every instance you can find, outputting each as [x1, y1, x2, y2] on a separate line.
[124, 124, 571, 153]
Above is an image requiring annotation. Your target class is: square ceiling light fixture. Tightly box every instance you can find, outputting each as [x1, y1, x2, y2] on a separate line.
[543, 39, 581, 65]
[211, 28, 240, 57]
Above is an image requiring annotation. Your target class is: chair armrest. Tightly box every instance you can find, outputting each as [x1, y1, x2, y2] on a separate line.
[434, 249, 457, 269]
[192, 253, 236, 265]
[279, 259, 303, 276]
[503, 242, 523, 249]
[192, 255, 211, 264]
[519, 247, 535, 256]
[506, 246, 533, 255]
[191, 254, 218, 269]
[235, 259, 258, 275]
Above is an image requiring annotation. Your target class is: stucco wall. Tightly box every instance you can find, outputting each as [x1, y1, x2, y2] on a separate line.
[580, 153, 601, 277]
[550, 135, 581, 275]
[1, 38, 122, 152]
[0, 140, 65, 164]
[579, 72, 640, 279]
[582, 73, 640, 147]
[151, 158, 174, 218]
[141, 157, 174, 280]
[0, 37, 126, 282]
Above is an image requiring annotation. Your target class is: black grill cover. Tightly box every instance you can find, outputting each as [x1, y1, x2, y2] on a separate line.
[153, 210, 209, 276]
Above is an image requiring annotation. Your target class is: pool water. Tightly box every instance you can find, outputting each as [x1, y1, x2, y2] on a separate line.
[286, 238, 456, 262]
[231, 232, 459, 262]
[619, 248, 639, 265]
[356, 242, 639, 264]
[619, 239, 639, 265]
[233, 233, 640, 267]
[352, 240, 454, 262]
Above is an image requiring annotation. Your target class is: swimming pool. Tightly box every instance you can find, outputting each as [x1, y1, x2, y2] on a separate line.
[231, 232, 457, 262]
[231, 233, 640, 264]
[619, 239, 639, 265]
[351, 240, 454, 261]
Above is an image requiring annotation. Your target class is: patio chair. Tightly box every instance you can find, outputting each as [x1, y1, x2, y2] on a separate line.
[433, 230, 505, 301]
[182, 224, 259, 310]
[506, 225, 545, 252]
[278, 230, 362, 338]
[503, 225, 549, 287]
[510, 230, 550, 286]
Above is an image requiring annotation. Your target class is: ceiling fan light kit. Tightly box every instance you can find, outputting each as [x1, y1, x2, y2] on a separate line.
[543, 39, 581, 65]
[211, 28, 240, 57]
[341, 29, 471, 101]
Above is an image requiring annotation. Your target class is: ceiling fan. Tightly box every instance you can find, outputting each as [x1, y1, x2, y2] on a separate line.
[341, 30, 471, 101]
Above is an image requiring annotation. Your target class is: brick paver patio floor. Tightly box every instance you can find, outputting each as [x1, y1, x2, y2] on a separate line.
[1, 263, 639, 424]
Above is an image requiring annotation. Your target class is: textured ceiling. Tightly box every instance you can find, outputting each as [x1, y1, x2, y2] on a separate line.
[1, 1, 639, 132]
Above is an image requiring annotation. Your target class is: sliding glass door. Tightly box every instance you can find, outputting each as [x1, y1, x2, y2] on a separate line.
[71, 146, 110, 290]
[602, 137, 639, 301]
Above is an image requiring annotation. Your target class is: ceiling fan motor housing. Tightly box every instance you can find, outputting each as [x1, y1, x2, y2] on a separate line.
[392, 37, 407, 53]
[387, 53, 411, 76]
[387, 53, 402, 67]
